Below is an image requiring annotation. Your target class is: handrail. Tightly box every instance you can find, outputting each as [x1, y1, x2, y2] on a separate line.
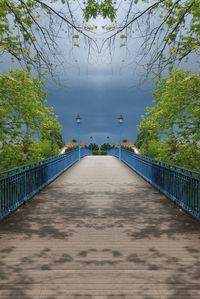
[134, 151, 200, 178]
[108, 148, 200, 222]
[0, 150, 78, 178]
[116, 148, 200, 178]
[0, 148, 91, 220]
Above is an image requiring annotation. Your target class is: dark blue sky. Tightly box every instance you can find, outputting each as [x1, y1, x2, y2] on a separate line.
[3, 2, 198, 146]
[46, 76, 154, 144]
[45, 49, 198, 145]
[41, 3, 157, 145]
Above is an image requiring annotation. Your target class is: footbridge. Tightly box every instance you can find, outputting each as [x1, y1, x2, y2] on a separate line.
[0, 149, 200, 298]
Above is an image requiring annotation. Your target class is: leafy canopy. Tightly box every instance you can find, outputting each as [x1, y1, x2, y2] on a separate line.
[0, 69, 64, 171]
[136, 68, 200, 170]
[1, 0, 199, 72]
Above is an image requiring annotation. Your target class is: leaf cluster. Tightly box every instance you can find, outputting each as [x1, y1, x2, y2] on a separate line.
[136, 68, 200, 170]
[0, 69, 64, 171]
[84, 0, 116, 22]
[0, 0, 41, 67]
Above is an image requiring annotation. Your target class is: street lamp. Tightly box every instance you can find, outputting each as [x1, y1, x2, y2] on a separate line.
[75, 114, 81, 161]
[90, 136, 93, 154]
[117, 114, 124, 160]
[107, 136, 110, 153]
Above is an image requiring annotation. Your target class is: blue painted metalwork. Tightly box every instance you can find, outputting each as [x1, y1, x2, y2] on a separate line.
[108, 148, 200, 221]
[0, 148, 91, 220]
[76, 114, 81, 161]
[119, 124, 122, 161]
[78, 124, 81, 161]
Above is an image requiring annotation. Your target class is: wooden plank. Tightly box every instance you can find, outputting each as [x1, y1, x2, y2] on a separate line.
[0, 156, 200, 299]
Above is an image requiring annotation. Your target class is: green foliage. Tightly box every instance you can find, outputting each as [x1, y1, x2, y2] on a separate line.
[73, 34, 79, 39]
[48, 129, 65, 148]
[139, 140, 172, 162]
[83, 0, 116, 22]
[0, 0, 38, 66]
[137, 68, 200, 171]
[26, 140, 59, 162]
[120, 43, 126, 48]
[0, 144, 25, 171]
[0, 69, 64, 171]
[90, 143, 111, 155]
[100, 0, 116, 22]
[83, 0, 100, 21]
[143, 0, 200, 64]
[1, 0, 199, 72]
[88, 143, 99, 151]
[0, 69, 61, 143]
[102, 24, 115, 31]
[135, 129, 151, 148]
[73, 42, 80, 47]
[174, 144, 200, 170]
[100, 143, 111, 151]
[161, 0, 200, 60]
[92, 149, 107, 155]
[84, 24, 98, 30]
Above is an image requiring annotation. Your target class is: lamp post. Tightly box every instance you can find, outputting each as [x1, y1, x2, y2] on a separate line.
[76, 114, 81, 161]
[117, 114, 124, 160]
[107, 136, 110, 153]
[90, 136, 93, 154]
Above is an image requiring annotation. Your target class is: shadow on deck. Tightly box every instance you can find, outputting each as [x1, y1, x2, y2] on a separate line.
[0, 156, 200, 299]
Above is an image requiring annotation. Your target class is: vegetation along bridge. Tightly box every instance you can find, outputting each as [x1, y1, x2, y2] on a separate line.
[0, 149, 200, 299]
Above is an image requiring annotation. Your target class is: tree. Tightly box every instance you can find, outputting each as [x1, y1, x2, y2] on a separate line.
[0, 69, 63, 171]
[26, 140, 59, 162]
[135, 129, 151, 148]
[42, 128, 65, 148]
[101, 0, 200, 73]
[100, 143, 110, 151]
[0, 144, 25, 171]
[1, 1, 199, 75]
[0, 69, 61, 143]
[137, 68, 200, 170]
[0, 0, 98, 73]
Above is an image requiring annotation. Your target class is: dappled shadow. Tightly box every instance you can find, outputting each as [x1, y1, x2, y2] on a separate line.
[0, 156, 200, 298]
[75, 248, 124, 267]
[0, 189, 98, 240]
[0, 170, 99, 297]
[102, 188, 200, 239]
[98, 181, 200, 298]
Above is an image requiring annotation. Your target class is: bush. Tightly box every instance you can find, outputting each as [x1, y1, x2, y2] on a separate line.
[92, 150, 107, 155]
[174, 145, 200, 171]
[0, 144, 25, 171]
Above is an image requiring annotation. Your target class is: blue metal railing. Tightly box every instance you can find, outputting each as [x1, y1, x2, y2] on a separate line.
[108, 148, 200, 221]
[0, 148, 91, 220]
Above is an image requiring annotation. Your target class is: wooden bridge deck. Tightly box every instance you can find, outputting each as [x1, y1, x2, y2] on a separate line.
[0, 156, 200, 299]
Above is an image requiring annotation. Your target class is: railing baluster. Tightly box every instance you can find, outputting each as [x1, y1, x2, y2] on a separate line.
[108, 148, 200, 222]
[0, 149, 91, 220]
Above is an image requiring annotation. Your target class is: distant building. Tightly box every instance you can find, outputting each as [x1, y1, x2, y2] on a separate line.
[112, 141, 140, 154]
[60, 141, 86, 154]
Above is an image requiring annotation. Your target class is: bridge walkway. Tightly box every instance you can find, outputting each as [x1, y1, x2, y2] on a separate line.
[0, 156, 200, 298]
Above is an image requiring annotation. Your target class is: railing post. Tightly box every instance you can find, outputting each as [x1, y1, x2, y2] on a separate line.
[117, 114, 123, 160]
[109, 148, 200, 223]
[75, 114, 81, 161]
[0, 149, 92, 221]
[78, 123, 81, 161]
[119, 123, 122, 160]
